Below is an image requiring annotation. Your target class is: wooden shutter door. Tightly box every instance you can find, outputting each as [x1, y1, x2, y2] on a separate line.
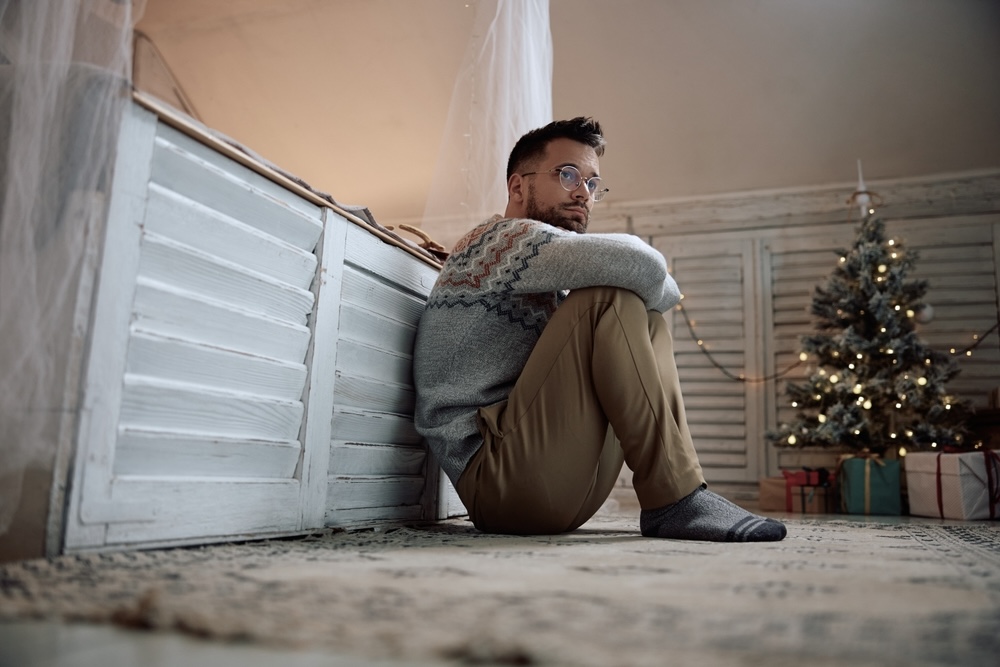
[654, 237, 764, 483]
[762, 228, 853, 473]
[891, 215, 1000, 410]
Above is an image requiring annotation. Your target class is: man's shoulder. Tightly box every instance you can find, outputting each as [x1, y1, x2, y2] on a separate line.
[426, 217, 562, 305]
[450, 216, 558, 258]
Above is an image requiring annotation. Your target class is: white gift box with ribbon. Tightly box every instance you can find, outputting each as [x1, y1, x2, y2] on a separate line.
[905, 451, 1000, 520]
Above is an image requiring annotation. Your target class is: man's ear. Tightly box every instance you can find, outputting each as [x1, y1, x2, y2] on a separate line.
[507, 173, 525, 203]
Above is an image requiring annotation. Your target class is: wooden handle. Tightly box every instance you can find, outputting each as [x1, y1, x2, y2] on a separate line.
[390, 224, 447, 253]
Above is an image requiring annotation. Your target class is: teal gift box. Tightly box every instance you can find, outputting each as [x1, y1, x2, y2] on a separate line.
[839, 456, 901, 515]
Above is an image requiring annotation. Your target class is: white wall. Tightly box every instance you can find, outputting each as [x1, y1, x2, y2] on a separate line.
[137, 0, 1000, 247]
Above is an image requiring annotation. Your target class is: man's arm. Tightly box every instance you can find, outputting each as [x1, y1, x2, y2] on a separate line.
[503, 219, 680, 312]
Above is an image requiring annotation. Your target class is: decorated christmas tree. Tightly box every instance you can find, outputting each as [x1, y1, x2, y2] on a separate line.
[768, 212, 972, 455]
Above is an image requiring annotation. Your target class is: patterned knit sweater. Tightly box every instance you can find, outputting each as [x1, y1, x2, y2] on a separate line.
[413, 215, 681, 488]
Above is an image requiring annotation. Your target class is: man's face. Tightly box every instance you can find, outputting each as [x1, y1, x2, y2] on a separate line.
[522, 138, 601, 234]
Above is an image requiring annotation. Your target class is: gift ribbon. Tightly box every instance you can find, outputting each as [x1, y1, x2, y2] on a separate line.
[986, 450, 1000, 520]
[935, 453, 944, 519]
[935, 446, 974, 521]
[865, 461, 871, 514]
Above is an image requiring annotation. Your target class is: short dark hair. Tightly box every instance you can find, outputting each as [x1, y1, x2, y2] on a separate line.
[506, 117, 606, 180]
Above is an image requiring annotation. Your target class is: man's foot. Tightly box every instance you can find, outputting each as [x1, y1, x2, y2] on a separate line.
[640, 485, 786, 542]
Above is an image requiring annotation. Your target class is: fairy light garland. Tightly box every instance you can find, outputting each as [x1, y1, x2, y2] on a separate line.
[948, 322, 999, 357]
[677, 296, 998, 385]
[674, 297, 803, 384]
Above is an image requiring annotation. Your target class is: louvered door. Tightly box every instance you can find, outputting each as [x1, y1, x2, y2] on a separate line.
[762, 226, 856, 472]
[896, 215, 1000, 406]
[654, 237, 764, 483]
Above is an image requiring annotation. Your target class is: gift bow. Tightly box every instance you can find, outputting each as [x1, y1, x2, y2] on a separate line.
[989, 451, 1000, 519]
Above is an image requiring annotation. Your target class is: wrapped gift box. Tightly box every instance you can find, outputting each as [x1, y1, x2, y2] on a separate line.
[905, 450, 1000, 520]
[759, 470, 837, 513]
[759, 476, 787, 511]
[839, 456, 901, 515]
[783, 469, 837, 513]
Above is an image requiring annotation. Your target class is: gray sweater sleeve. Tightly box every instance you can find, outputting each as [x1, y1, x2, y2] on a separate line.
[504, 219, 680, 312]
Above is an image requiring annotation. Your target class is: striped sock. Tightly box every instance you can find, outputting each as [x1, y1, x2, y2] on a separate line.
[640, 485, 786, 542]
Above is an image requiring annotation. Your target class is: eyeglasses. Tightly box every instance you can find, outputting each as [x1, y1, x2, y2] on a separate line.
[520, 165, 609, 202]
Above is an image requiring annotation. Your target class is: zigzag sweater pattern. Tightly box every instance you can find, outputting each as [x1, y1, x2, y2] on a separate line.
[413, 215, 681, 487]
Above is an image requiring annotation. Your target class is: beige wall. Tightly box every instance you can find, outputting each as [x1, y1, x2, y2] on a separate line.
[137, 0, 1000, 247]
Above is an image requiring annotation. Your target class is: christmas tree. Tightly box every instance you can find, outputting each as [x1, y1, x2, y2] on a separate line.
[768, 213, 971, 455]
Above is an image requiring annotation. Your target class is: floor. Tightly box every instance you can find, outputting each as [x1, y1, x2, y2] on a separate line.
[0, 490, 980, 667]
[0, 621, 445, 667]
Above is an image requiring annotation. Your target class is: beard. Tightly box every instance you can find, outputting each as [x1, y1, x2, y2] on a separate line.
[524, 183, 590, 234]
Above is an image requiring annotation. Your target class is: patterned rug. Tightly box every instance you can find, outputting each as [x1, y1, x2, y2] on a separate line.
[2, 514, 999, 666]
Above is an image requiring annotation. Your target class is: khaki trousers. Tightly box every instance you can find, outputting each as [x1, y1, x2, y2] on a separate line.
[456, 286, 705, 534]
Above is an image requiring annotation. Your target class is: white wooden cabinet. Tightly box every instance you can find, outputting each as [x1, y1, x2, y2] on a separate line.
[61, 98, 455, 552]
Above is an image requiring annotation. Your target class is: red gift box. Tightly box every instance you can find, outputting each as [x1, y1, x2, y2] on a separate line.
[782, 468, 837, 514]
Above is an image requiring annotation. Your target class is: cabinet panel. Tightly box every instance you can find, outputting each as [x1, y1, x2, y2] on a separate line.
[66, 103, 332, 550]
[323, 228, 441, 526]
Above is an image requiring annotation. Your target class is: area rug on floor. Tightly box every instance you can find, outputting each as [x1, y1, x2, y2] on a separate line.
[2, 515, 999, 667]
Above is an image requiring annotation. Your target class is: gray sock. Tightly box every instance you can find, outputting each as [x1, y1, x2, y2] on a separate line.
[640, 485, 786, 542]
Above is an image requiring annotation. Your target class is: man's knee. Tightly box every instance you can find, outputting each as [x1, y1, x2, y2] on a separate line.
[564, 286, 645, 310]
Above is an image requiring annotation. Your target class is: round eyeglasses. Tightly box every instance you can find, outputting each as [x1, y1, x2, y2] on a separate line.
[520, 165, 609, 202]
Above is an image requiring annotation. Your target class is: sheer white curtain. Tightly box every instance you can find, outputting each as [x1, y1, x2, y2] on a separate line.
[0, 0, 143, 536]
[422, 0, 552, 249]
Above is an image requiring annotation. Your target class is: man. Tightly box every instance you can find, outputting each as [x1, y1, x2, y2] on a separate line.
[413, 117, 785, 542]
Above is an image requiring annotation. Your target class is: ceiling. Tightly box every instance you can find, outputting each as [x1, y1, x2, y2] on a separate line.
[136, 0, 1000, 240]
